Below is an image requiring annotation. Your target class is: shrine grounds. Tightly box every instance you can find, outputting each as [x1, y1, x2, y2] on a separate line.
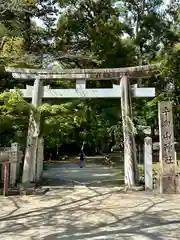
[0, 162, 180, 240]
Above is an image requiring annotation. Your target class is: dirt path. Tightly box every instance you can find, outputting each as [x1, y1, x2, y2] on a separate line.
[0, 187, 180, 240]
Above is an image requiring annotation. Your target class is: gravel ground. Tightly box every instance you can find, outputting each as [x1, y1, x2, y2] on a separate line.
[0, 187, 180, 240]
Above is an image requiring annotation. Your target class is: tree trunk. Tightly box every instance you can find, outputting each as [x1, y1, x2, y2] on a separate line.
[23, 12, 31, 52]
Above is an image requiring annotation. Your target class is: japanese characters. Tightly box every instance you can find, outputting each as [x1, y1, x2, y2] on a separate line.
[158, 102, 175, 164]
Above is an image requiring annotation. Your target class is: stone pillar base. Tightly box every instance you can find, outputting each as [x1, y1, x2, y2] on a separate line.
[155, 175, 180, 194]
[175, 175, 180, 193]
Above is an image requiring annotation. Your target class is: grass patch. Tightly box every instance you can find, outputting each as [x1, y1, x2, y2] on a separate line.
[138, 162, 159, 172]
[138, 160, 180, 172]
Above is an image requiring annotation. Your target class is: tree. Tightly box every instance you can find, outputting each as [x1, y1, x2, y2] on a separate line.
[55, 0, 136, 68]
[0, 89, 31, 146]
[0, 0, 58, 67]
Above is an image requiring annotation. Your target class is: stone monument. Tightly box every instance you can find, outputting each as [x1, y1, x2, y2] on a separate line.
[158, 101, 177, 193]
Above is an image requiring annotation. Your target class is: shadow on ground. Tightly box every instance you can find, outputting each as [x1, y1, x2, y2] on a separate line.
[0, 188, 180, 239]
[42, 162, 124, 187]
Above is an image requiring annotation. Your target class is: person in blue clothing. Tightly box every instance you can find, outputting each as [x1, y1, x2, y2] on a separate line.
[79, 150, 85, 168]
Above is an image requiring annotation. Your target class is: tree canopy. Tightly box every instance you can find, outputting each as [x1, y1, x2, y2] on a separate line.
[0, 0, 179, 156]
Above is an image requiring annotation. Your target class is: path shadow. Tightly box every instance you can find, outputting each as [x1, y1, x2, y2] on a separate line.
[42, 162, 124, 187]
[0, 189, 180, 239]
[42, 197, 180, 240]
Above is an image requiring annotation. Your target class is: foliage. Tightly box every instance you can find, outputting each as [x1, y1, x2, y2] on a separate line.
[0, 0, 180, 155]
[39, 99, 120, 153]
[55, 0, 136, 68]
[0, 89, 31, 146]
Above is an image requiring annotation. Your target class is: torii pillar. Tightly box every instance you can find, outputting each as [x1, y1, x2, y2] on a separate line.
[22, 78, 43, 185]
[121, 76, 139, 186]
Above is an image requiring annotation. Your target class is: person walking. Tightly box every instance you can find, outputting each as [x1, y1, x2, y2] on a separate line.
[79, 150, 85, 168]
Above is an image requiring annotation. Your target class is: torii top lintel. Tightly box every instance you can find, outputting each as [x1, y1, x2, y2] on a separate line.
[5, 64, 158, 80]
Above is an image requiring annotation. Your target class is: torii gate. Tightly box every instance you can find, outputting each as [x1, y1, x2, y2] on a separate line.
[5, 64, 157, 187]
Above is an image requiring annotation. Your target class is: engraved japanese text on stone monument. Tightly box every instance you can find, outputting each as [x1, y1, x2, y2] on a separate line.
[158, 102, 175, 164]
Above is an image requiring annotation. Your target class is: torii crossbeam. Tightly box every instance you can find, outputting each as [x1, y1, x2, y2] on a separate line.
[19, 82, 155, 98]
[6, 64, 157, 80]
